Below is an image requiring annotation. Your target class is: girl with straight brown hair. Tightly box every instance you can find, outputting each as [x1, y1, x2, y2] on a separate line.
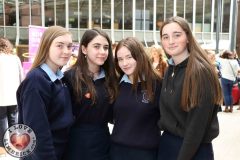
[110, 37, 162, 160]
[158, 16, 222, 160]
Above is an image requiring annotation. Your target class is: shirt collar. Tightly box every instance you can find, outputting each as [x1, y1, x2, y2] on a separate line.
[94, 68, 106, 81]
[40, 63, 63, 82]
[119, 74, 144, 84]
[120, 74, 132, 84]
[167, 58, 175, 65]
[167, 57, 189, 67]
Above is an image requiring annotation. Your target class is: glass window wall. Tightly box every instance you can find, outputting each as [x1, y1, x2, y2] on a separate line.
[3, 0, 16, 26]
[177, 0, 185, 18]
[56, 0, 65, 27]
[45, 0, 55, 27]
[31, 0, 41, 26]
[0, 0, 234, 47]
[79, 0, 89, 28]
[69, 0, 78, 28]
[156, 0, 165, 30]
[19, 0, 30, 27]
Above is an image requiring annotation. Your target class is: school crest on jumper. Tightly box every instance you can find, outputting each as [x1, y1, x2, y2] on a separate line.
[141, 90, 149, 103]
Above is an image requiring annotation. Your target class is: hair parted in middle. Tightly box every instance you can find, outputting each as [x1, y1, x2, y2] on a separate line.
[69, 28, 118, 104]
[114, 37, 160, 102]
[160, 16, 222, 111]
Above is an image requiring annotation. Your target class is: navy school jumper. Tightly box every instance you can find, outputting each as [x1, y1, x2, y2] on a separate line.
[17, 64, 74, 160]
[110, 74, 162, 160]
[63, 69, 113, 160]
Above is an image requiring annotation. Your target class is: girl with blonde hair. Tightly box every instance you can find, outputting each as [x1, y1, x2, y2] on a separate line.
[17, 26, 74, 160]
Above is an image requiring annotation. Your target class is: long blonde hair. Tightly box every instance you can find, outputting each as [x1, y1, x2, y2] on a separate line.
[30, 26, 72, 70]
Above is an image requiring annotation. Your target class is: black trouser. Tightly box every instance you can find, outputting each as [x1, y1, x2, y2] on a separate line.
[0, 105, 18, 147]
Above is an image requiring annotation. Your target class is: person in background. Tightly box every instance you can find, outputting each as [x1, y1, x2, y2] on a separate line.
[233, 51, 240, 110]
[112, 42, 118, 58]
[218, 50, 240, 113]
[64, 29, 118, 160]
[110, 37, 162, 160]
[158, 16, 222, 160]
[0, 37, 23, 156]
[150, 44, 168, 78]
[17, 26, 74, 160]
[206, 50, 222, 79]
[206, 49, 222, 112]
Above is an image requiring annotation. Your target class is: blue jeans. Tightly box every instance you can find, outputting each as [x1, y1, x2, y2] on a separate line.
[221, 78, 234, 106]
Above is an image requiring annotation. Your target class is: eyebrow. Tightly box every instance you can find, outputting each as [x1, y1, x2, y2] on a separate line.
[93, 43, 109, 46]
[55, 41, 73, 45]
[117, 53, 132, 58]
[162, 31, 182, 36]
[173, 31, 182, 34]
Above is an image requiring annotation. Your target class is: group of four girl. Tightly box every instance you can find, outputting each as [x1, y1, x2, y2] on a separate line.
[17, 16, 222, 160]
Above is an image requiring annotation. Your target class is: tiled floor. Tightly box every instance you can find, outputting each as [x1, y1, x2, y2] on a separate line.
[0, 154, 18, 160]
[213, 106, 240, 160]
[1, 106, 239, 160]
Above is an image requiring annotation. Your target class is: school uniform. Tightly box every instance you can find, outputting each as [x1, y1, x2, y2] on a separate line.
[64, 69, 112, 160]
[110, 74, 161, 160]
[17, 64, 74, 160]
[158, 58, 219, 160]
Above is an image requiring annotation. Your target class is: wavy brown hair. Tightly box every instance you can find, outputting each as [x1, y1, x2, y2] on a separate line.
[114, 37, 161, 102]
[30, 26, 72, 70]
[68, 29, 118, 104]
[160, 16, 222, 111]
[150, 45, 168, 78]
[0, 37, 13, 54]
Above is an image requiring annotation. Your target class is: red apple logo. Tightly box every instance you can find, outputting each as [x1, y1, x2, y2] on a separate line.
[85, 92, 91, 99]
[10, 133, 30, 151]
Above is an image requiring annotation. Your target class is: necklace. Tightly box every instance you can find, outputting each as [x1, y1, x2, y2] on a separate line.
[171, 67, 175, 77]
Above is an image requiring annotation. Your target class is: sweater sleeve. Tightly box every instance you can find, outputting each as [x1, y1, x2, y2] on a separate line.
[17, 56, 24, 82]
[177, 87, 217, 160]
[20, 88, 57, 160]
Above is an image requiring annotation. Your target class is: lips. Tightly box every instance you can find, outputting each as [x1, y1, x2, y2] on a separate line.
[122, 67, 130, 71]
[168, 46, 177, 50]
[61, 57, 71, 60]
[97, 57, 107, 61]
[10, 133, 30, 151]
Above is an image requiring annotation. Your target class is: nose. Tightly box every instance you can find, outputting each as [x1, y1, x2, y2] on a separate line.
[63, 46, 72, 55]
[99, 46, 106, 54]
[122, 59, 128, 66]
[169, 36, 174, 44]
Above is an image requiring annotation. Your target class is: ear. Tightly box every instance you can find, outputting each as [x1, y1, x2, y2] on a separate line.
[81, 45, 87, 55]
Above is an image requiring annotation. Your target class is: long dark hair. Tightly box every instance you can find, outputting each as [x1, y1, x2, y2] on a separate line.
[160, 16, 222, 111]
[68, 28, 118, 104]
